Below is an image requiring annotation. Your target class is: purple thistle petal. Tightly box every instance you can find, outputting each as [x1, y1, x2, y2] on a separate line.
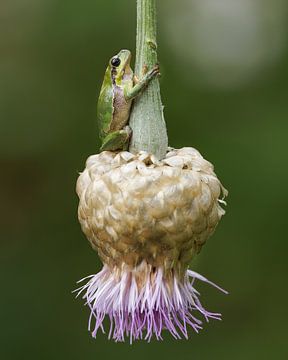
[75, 263, 227, 342]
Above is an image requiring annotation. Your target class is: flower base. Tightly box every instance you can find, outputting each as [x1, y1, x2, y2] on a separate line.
[75, 262, 227, 343]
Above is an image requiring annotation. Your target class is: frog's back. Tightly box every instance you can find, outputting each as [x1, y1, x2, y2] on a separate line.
[97, 79, 114, 141]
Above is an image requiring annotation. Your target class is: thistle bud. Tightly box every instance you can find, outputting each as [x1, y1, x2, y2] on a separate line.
[75, 147, 227, 342]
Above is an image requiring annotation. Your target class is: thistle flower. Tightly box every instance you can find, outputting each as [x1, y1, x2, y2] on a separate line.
[75, 147, 227, 342]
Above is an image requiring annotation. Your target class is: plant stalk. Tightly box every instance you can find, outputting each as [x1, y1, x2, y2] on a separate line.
[128, 0, 168, 159]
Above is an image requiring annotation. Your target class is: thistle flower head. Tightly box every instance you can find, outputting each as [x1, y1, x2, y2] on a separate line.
[76, 147, 227, 341]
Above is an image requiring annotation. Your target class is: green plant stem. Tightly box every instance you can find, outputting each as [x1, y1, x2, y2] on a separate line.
[128, 0, 168, 159]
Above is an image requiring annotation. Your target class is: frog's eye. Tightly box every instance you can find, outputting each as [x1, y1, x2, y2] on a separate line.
[111, 57, 121, 67]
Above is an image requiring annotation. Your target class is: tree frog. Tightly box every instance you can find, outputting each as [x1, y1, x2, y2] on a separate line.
[97, 49, 159, 151]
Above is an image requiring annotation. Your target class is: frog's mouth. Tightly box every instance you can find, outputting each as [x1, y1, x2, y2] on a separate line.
[116, 49, 132, 79]
[122, 52, 133, 78]
[123, 51, 132, 68]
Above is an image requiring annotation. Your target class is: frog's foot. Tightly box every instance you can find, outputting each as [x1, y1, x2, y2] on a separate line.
[126, 65, 160, 100]
[133, 65, 159, 84]
[100, 126, 132, 152]
[144, 63, 160, 79]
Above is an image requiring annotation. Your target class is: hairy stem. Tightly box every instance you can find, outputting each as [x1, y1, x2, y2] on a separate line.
[129, 0, 168, 159]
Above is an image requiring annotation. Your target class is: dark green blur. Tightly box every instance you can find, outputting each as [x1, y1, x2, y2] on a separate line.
[1, 1, 287, 359]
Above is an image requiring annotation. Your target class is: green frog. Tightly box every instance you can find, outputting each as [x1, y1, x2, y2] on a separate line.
[97, 49, 159, 151]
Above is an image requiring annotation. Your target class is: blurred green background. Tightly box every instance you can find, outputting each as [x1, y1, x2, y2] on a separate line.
[1, 0, 287, 359]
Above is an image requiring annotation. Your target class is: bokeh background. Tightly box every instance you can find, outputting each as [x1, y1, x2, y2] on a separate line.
[1, 0, 287, 359]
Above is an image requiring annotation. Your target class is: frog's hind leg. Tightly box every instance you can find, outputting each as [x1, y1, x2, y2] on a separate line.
[100, 126, 132, 152]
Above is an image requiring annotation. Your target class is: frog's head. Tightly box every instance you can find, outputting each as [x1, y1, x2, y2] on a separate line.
[109, 49, 133, 85]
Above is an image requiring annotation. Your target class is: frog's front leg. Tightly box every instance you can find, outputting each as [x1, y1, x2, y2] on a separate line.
[100, 126, 132, 151]
[125, 65, 160, 100]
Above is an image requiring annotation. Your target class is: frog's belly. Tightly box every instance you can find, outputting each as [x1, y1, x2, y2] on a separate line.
[110, 86, 132, 131]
